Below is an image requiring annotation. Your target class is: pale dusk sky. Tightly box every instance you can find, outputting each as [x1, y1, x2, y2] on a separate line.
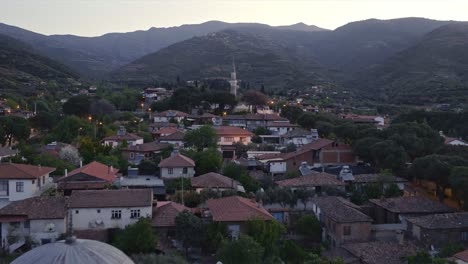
[2, 0, 468, 37]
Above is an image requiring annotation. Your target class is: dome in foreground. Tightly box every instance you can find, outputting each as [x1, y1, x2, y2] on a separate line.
[12, 238, 134, 264]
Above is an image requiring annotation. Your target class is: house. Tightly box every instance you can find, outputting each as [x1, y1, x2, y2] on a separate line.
[214, 126, 254, 158]
[311, 196, 373, 247]
[223, 113, 287, 130]
[187, 113, 217, 125]
[158, 130, 186, 147]
[205, 196, 274, 238]
[256, 154, 287, 176]
[406, 212, 468, 248]
[121, 142, 170, 165]
[368, 196, 456, 225]
[56, 161, 119, 195]
[266, 121, 298, 136]
[152, 201, 189, 236]
[190, 172, 245, 193]
[151, 127, 180, 140]
[103, 126, 144, 148]
[69, 189, 153, 231]
[351, 174, 407, 191]
[143, 87, 172, 103]
[0, 196, 67, 252]
[320, 142, 357, 165]
[341, 241, 418, 264]
[153, 110, 189, 123]
[117, 168, 166, 200]
[0, 163, 55, 208]
[442, 133, 468, 147]
[283, 128, 319, 147]
[158, 153, 195, 179]
[0, 147, 18, 161]
[276, 172, 345, 193]
[39, 142, 72, 158]
[279, 138, 335, 171]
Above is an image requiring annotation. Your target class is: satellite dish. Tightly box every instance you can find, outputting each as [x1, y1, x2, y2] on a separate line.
[44, 223, 55, 232]
[212, 117, 223, 126]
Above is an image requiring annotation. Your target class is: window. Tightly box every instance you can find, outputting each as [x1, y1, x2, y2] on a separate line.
[24, 221, 30, 229]
[111, 210, 122, 219]
[129, 152, 135, 159]
[168, 168, 173, 175]
[97, 209, 101, 213]
[42, 176, 45, 185]
[344, 226, 351, 236]
[183, 167, 188, 174]
[130, 209, 141, 219]
[462, 232, 468, 241]
[75, 210, 79, 214]
[16, 182, 24, 192]
[32, 180, 35, 184]
[224, 137, 234, 142]
[0, 180, 8, 196]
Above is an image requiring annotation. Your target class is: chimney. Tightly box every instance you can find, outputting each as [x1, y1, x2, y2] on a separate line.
[79, 160, 83, 168]
[65, 169, 68, 176]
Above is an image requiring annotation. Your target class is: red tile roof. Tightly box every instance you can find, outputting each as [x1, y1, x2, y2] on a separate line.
[57, 161, 118, 183]
[369, 196, 456, 214]
[276, 173, 344, 188]
[103, 133, 143, 142]
[444, 136, 468, 145]
[454, 249, 468, 262]
[152, 201, 189, 227]
[281, 139, 334, 160]
[69, 189, 153, 208]
[154, 110, 189, 117]
[153, 127, 180, 136]
[0, 163, 55, 179]
[0, 196, 67, 220]
[159, 153, 195, 168]
[214, 126, 253, 136]
[191, 172, 241, 189]
[159, 130, 186, 141]
[266, 121, 298, 128]
[122, 142, 170, 152]
[206, 196, 274, 222]
[343, 241, 419, 264]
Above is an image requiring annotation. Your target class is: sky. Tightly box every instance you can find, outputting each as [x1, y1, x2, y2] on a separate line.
[2, 0, 468, 37]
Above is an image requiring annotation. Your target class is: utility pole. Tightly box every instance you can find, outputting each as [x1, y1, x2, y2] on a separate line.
[181, 174, 185, 206]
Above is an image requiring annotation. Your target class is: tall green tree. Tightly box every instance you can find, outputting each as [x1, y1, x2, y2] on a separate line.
[449, 166, 468, 210]
[247, 218, 285, 260]
[62, 95, 91, 117]
[113, 218, 156, 255]
[216, 235, 264, 264]
[184, 125, 218, 151]
[175, 211, 206, 255]
[0, 116, 30, 146]
[280, 105, 304, 123]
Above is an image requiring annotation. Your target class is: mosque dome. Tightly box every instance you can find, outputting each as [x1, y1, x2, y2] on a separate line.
[12, 237, 134, 264]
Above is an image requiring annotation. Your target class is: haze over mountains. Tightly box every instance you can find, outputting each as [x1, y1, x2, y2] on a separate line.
[1, 17, 468, 104]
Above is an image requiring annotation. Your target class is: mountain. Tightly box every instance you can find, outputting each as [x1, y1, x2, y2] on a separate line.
[353, 23, 468, 104]
[0, 34, 78, 95]
[276, 22, 328, 32]
[111, 29, 329, 90]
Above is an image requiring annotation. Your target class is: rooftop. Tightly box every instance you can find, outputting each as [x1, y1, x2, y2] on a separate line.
[407, 212, 468, 229]
[159, 130, 185, 141]
[206, 196, 274, 222]
[191, 172, 242, 190]
[118, 176, 165, 187]
[369, 196, 456, 214]
[276, 173, 345, 188]
[103, 133, 143, 142]
[454, 249, 468, 263]
[283, 128, 311, 138]
[152, 201, 189, 227]
[69, 189, 152, 208]
[311, 196, 372, 223]
[153, 110, 189, 117]
[57, 161, 118, 183]
[343, 241, 418, 264]
[0, 196, 67, 220]
[214, 126, 254, 136]
[122, 142, 170, 152]
[353, 174, 407, 183]
[0, 163, 56, 179]
[158, 153, 195, 168]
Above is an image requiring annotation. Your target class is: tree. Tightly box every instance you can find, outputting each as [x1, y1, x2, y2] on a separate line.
[295, 188, 314, 210]
[89, 99, 116, 118]
[62, 95, 91, 117]
[406, 251, 456, 264]
[137, 160, 158, 175]
[29, 112, 60, 131]
[175, 211, 206, 255]
[294, 215, 321, 242]
[242, 91, 268, 112]
[206, 91, 237, 113]
[113, 218, 156, 255]
[185, 148, 223, 175]
[280, 105, 303, 123]
[131, 253, 188, 264]
[449, 166, 468, 209]
[247, 218, 285, 259]
[0, 116, 30, 146]
[184, 125, 218, 151]
[59, 145, 82, 166]
[216, 235, 264, 264]
[53, 116, 92, 143]
[223, 162, 260, 193]
[280, 240, 307, 264]
[203, 222, 229, 253]
[253, 126, 271, 136]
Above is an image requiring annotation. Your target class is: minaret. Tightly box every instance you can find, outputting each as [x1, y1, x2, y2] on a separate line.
[229, 59, 238, 97]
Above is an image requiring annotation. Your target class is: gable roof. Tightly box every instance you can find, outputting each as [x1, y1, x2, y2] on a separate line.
[454, 249, 468, 262]
[69, 189, 152, 208]
[152, 201, 189, 227]
[57, 161, 118, 183]
[343, 241, 418, 264]
[152, 127, 180, 136]
[369, 196, 456, 214]
[159, 130, 185, 141]
[154, 110, 189, 118]
[353, 174, 408, 184]
[283, 128, 311, 138]
[266, 121, 298, 128]
[0, 196, 67, 220]
[122, 142, 170, 152]
[444, 136, 468, 145]
[281, 138, 334, 160]
[311, 196, 372, 223]
[191, 172, 241, 189]
[206, 196, 274, 222]
[158, 153, 195, 168]
[276, 173, 344, 188]
[0, 163, 56, 179]
[407, 212, 468, 229]
[214, 126, 254, 136]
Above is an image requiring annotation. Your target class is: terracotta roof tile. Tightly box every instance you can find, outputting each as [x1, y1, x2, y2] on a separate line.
[407, 212, 468, 229]
[276, 173, 344, 188]
[154, 110, 189, 117]
[122, 142, 170, 152]
[0, 163, 55, 179]
[191, 172, 241, 189]
[369, 196, 456, 214]
[158, 153, 195, 168]
[69, 189, 153, 208]
[311, 196, 372, 223]
[454, 249, 468, 262]
[103, 133, 143, 141]
[343, 241, 419, 264]
[282, 138, 334, 160]
[206, 196, 274, 222]
[159, 131, 185, 141]
[57, 161, 118, 183]
[152, 201, 189, 227]
[214, 126, 254, 136]
[0, 196, 67, 219]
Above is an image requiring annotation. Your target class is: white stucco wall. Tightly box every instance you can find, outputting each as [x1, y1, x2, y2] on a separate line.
[30, 219, 66, 243]
[70, 206, 152, 230]
[218, 136, 251, 145]
[269, 161, 287, 174]
[160, 167, 195, 179]
[8, 179, 37, 202]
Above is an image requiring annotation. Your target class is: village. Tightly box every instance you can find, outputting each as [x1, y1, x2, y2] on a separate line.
[0, 64, 467, 264]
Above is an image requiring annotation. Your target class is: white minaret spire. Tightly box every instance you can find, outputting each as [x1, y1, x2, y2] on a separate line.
[229, 57, 238, 97]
